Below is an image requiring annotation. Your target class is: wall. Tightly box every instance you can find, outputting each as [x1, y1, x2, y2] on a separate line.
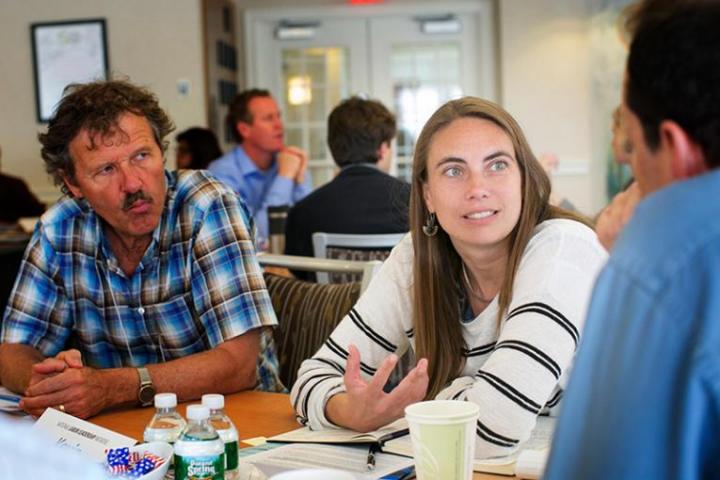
[499, 0, 594, 212]
[501, 0, 628, 214]
[0, 0, 207, 202]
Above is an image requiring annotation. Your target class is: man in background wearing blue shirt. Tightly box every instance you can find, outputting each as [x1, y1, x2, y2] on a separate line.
[209, 89, 312, 249]
[545, 2, 720, 479]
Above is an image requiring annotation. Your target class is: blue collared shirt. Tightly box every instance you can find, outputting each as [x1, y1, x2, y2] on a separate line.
[1, 170, 283, 392]
[208, 145, 312, 247]
[545, 169, 720, 479]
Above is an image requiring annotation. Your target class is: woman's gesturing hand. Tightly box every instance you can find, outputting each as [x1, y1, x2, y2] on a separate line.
[326, 344, 429, 432]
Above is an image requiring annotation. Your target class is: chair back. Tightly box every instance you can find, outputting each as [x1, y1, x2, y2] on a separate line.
[312, 232, 405, 284]
[263, 273, 361, 388]
[258, 253, 381, 293]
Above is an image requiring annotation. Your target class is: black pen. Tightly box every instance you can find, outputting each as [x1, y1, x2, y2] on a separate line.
[378, 427, 410, 446]
[367, 443, 379, 471]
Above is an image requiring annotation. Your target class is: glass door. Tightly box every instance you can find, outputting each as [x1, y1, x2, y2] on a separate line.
[281, 46, 350, 186]
[245, 16, 368, 187]
[246, 3, 496, 185]
[369, 9, 496, 181]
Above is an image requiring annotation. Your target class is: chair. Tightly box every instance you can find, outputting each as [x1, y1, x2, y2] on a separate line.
[257, 254, 382, 388]
[312, 232, 406, 284]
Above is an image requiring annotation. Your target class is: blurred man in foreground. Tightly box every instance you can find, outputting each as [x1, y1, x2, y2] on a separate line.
[546, 3, 720, 478]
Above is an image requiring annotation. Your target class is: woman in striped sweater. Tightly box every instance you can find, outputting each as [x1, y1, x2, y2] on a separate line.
[290, 97, 607, 458]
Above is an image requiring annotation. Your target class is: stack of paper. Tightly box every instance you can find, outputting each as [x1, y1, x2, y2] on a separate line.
[255, 415, 555, 479]
[238, 443, 414, 479]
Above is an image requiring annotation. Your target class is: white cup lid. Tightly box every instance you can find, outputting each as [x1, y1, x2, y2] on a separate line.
[186, 404, 210, 420]
[201, 393, 225, 409]
[154, 393, 177, 408]
[405, 400, 480, 424]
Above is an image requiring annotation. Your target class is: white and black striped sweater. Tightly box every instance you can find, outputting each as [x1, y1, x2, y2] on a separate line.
[290, 219, 607, 458]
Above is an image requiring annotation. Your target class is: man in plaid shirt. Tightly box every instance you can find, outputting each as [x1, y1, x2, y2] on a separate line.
[0, 80, 282, 418]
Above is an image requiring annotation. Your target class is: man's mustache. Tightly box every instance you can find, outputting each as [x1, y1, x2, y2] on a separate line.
[122, 191, 152, 211]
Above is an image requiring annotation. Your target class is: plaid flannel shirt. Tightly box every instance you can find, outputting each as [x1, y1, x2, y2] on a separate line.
[1, 169, 283, 391]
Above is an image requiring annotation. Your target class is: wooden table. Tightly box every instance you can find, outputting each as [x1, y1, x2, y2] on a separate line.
[93, 391, 296, 442]
[91, 391, 510, 479]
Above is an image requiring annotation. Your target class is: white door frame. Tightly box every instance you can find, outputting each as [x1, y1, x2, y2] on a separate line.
[244, 1, 498, 101]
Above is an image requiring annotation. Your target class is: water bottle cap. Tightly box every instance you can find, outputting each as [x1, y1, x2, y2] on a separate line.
[154, 393, 177, 408]
[201, 393, 225, 409]
[186, 404, 210, 420]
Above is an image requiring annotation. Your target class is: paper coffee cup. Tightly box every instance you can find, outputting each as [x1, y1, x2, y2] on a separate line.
[405, 400, 480, 480]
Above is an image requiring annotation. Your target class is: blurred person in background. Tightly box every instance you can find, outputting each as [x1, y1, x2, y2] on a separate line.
[537, 152, 577, 211]
[209, 89, 312, 249]
[0, 145, 45, 225]
[595, 107, 639, 251]
[284, 96, 410, 280]
[175, 127, 222, 170]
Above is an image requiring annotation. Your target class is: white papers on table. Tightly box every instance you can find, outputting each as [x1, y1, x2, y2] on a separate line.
[239, 442, 414, 479]
[514, 448, 550, 479]
[0, 415, 107, 480]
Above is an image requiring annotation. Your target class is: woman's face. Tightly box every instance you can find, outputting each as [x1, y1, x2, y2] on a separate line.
[175, 140, 191, 169]
[422, 117, 522, 256]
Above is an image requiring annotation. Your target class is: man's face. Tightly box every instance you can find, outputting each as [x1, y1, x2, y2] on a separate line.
[65, 113, 167, 243]
[238, 96, 285, 154]
[621, 75, 675, 196]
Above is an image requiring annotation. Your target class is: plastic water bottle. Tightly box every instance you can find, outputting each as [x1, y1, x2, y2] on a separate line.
[143, 393, 186, 444]
[174, 404, 225, 480]
[202, 394, 239, 480]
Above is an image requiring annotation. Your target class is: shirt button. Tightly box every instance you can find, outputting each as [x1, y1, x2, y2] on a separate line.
[137, 307, 145, 315]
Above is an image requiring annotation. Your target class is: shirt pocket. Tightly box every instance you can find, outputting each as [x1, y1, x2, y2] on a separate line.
[144, 292, 209, 360]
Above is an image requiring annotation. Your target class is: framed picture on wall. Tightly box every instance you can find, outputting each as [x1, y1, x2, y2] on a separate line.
[31, 19, 109, 123]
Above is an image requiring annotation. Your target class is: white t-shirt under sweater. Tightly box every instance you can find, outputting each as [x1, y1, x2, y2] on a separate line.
[290, 218, 607, 458]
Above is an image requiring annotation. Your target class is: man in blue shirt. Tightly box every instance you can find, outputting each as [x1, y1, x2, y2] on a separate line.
[0, 80, 282, 419]
[545, 3, 720, 479]
[209, 89, 312, 249]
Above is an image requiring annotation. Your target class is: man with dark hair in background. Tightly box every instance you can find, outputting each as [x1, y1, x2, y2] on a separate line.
[209, 89, 312, 249]
[545, 3, 720, 479]
[284, 96, 410, 280]
[175, 127, 222, 170]
[0, 80, 282, 419]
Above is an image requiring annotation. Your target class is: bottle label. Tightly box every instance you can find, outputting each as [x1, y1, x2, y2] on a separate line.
[225, 440, 238, 471]
[174, 453, 225, 479]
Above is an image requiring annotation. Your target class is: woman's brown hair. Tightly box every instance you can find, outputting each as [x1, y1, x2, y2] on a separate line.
[410, 97, 589, 398]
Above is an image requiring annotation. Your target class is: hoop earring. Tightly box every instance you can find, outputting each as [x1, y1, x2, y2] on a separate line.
[422, 212, 438, 237]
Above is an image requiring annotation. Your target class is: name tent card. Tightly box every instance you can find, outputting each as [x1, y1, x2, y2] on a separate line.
[33, 407, 137, 462]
